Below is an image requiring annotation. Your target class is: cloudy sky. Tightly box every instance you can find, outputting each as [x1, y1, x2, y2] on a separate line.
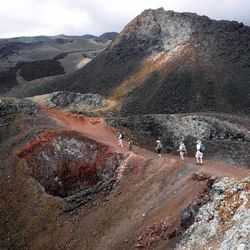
[1, 0, 250, 38]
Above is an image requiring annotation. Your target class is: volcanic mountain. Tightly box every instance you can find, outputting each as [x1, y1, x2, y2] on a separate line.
[6, 8, 250, 115]
[1, 8, 250, 250]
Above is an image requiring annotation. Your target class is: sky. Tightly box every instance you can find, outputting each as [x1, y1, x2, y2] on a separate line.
[0, 0, 250, 38]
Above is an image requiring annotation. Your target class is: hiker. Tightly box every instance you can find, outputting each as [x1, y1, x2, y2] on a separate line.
[177, 141, 187, 160]
[155, 140, 163, 157]
[195, 140, 205, 165]
[127, 138, 133, 151]
[116, 131, 124, 147]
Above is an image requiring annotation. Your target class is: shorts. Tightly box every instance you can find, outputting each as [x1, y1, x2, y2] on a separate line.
[196, 151, 203, 159]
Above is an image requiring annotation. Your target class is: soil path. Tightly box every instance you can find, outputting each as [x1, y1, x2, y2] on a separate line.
[42, 107, 250, 180]
[2, 107, 249, 250]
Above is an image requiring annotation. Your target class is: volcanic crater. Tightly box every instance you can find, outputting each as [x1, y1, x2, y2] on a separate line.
[17, 129, 124, 197]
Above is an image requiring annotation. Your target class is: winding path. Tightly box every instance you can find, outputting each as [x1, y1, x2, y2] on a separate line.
[41, 107, 250, 180]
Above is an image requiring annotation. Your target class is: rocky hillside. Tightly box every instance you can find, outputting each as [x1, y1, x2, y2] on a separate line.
[0, 33, 117, 94]
[106, 113, 250, 168]
[0, 97, 249, 250]
[7, 8, 250, 115]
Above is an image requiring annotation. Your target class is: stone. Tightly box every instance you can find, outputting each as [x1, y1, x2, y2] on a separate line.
[237, 244, 246, 250]
[177, 177, 250, 249]
[49, 91, 107, 111]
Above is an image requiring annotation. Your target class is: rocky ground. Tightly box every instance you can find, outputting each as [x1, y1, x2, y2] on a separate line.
[0, 97, 249, 250]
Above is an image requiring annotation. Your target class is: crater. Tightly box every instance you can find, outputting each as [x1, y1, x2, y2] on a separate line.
[17, 130, 123, 197]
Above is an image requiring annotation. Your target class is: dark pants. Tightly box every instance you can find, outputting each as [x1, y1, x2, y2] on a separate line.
[157, 148, 162, 154]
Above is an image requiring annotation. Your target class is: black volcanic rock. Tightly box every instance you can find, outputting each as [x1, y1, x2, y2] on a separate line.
[105, 113, 250, 167]
[50, 91, 107, 110]
[0, 97, 37, 116]
[0, 97, 38, 143]
[16, 60, 65, 81]
[4, 8, 250, 115]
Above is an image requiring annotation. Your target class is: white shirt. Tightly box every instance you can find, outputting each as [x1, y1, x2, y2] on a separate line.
[179, 144, 186, 152]
[196, 144, 203, 154]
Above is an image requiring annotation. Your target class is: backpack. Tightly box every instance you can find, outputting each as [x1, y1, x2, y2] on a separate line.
[199, 144, 205, 153]
[118, 133, 123, 139]
[158, 143, 163, 150]
[181, 145, 187, 153]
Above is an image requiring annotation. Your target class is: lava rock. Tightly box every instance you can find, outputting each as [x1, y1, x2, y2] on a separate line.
[50, 91, 107, 111]
[106, 113, 250, 167]
[0, 97, 38, 116]
[177, 177, 250, 249]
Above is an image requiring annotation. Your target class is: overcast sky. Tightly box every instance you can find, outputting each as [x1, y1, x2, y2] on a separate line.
[1, 0, 250, 38]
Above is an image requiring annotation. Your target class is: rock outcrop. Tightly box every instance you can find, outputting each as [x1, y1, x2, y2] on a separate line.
[49, 91, 107, 111]
[0, 97, 37, 116]
[177, 177, 250, 250]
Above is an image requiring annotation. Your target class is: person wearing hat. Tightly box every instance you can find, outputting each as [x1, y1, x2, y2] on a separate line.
[155, 140, 163, 157]
[177, 141, 187, 160]
[116, 131, 124, 147]
[196, 140, 204, 165]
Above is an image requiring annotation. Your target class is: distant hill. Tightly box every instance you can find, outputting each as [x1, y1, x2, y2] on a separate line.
[0, 33, 118, 94]
[82, 32, 118, 42]
[98, 32, 119, 42]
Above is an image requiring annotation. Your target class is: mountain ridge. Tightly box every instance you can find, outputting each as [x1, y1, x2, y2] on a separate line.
[5, 8, 249, 115]
[0, 32, 118, 43]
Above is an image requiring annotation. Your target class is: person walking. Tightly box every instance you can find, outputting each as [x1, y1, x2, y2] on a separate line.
[177, 141, 187, 160]
[155, 140, 163, 157]
[195, 140, 205, 165]
[127, 138, 133, 151]
[116, 131, 124, 147]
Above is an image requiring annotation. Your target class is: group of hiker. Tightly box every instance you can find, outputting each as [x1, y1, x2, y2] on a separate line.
[116, 131, 133, 151]
[176, 140, 204, 165]
[116, 131, 205, 165]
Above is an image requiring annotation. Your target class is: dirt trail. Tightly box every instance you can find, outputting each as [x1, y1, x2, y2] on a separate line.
[42, 107, 250, 180]
[2, 107, 250, 250]
[42, 107, 126, 151]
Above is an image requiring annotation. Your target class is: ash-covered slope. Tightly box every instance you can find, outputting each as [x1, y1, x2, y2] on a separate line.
[14, 8, 250, 114]
[0, 33, 117, 94]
